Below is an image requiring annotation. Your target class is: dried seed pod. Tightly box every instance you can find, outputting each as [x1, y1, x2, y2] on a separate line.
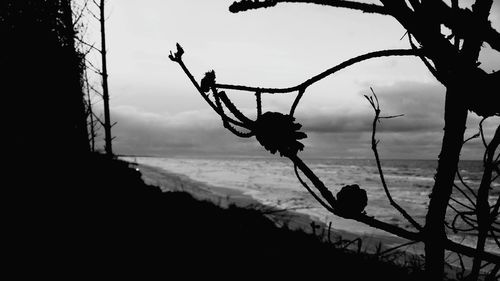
[254, 111, 307, 156]
[336, 184, 368, 218]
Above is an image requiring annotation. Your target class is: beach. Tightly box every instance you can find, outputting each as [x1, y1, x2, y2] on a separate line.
[131, 159, 418, 258]
[121, 155, 500, 276]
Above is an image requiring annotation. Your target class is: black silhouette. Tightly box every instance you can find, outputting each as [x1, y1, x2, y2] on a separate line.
[3, 0, 90, 159]
[171, 1, 500, 280]
[95, 0, 113, 156]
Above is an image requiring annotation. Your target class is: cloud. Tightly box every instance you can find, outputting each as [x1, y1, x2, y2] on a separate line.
[106, 81, 495, 159]
[298, 81, 446, 134]
[109, 105, 264, 156]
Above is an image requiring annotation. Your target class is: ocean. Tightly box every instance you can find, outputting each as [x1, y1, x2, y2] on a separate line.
[121, 155, 499, 257]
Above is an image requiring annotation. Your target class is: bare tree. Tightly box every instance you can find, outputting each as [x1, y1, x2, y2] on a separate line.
[72, 0, 108, 153]
[76, 0, 114, 155]
[170, 1, 499, 280]
[96, 0, 113, 156]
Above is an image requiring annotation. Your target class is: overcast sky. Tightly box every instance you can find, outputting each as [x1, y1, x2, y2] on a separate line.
[83, 0, 500, 159]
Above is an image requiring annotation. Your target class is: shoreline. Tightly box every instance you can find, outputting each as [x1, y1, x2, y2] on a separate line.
[133, 162, 416, 257]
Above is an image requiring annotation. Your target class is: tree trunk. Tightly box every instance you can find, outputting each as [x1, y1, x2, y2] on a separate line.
[424, 86, 468, 281]
[100, 0, 113, 156]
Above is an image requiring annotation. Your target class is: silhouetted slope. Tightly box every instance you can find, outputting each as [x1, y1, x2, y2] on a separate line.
[18, 154, 422, 280]
[6, 153, 427, 279]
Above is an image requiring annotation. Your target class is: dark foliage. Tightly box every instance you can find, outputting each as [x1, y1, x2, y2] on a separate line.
[12, 154, 422, 279]
[2, 0, 90, 160]
[229, 0, 277, 13]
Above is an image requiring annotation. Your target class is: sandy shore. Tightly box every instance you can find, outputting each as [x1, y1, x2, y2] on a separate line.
[134, 162, 416, 255]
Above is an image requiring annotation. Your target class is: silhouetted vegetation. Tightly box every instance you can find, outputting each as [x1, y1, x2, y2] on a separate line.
[26, 154, 427, 279]
[3, 0, 90, 159]
[171, 1, 500, 280]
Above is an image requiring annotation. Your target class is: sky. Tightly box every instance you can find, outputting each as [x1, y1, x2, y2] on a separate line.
[82, 0, 500, 159]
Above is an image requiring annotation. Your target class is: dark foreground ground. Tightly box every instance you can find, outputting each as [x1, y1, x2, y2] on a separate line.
[9, 153, 426, 280]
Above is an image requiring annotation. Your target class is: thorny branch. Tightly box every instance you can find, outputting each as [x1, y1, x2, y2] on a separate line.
[470, 124, 500, 279]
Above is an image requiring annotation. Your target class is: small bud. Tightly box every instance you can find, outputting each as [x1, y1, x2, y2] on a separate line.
[169, 43, 184, 62]
[176, 43, 184, 57]
[200, 70, 216, 93]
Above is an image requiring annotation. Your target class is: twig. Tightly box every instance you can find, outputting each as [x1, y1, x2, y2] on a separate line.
[216, 49, 422, 94]
[456, 168, 477, 199]
[485, 264, 500, 281]
[293, 163, 335, 213]
[448, 203, 478, 230]
[229, 0, 390, 15]
[365, 88, 423, 231]
[408, 33, 446, 85]
[470, 124, 500, 279]
[75, 36, 102, 54]
[213, 88, 253, 138]
[490, 230, 500, 248]
[169, 45, 248, 128]
[288, 154, 336, 209]
[289, 88, 305, 116]
[72, 0, 90, 26]
[449, 196, 475, 211]
[255, 91, 262, 117]
[378, 240, 419, 256]
[340, 237, 362, 253]
[171, 42, 500, 266]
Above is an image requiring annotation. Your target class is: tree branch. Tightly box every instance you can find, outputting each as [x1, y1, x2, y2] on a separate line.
[216, 49, 422, 94]
[229, 0, 389, 15]
[470, 124, 500, 278]
[169, 44, 249, 129]
[365, 88, 423, 231]
[289, 88, 305, 116]
[75, 36, 102, 54]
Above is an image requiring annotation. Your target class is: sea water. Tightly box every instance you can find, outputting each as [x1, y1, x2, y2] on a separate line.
[122, 156, 499, 257]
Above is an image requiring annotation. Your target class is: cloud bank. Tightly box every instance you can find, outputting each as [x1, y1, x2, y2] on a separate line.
[108, 81, 496, 159]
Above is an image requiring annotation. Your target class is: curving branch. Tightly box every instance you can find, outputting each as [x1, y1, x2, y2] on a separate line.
[229, 0, 389, 15]
[216, 48, 422, 94]
[288, 153, 423, 242]
[169, 44, 248, 129]
[470, 124, 500, 279]
[293, 163, 335, 213]
[289, 88, 305, 116]
[213, 89, 255, 138]
[170, 43, 500, 267]
[288, 154, 337, 208]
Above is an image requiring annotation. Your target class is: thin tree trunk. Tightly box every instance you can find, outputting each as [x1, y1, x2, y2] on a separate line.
[100, 0, 112, 156]
[85, 70, 96, 152]
[424, 86, 468, 281]
[469, 126, 500, 280]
